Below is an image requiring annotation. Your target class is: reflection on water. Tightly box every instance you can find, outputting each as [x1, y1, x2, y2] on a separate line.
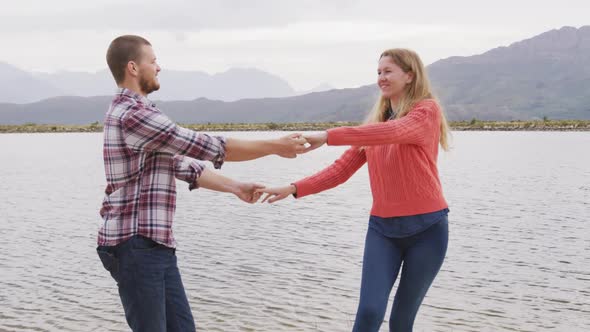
[0, 131, 589, 331]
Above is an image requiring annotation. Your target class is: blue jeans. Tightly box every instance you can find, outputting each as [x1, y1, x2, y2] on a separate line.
[353, 216, 448, 332]
[97, 236, 196, 332]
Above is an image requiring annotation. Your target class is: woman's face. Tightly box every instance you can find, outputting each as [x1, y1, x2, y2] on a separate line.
[377, 56, 413, 101]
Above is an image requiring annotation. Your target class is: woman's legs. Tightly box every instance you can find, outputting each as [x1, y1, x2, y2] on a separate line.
[353, 226, 403, 332]
[389, 217, 448, 332]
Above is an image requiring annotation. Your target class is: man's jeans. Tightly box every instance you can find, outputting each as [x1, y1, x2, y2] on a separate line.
[97, 235, 196, 332]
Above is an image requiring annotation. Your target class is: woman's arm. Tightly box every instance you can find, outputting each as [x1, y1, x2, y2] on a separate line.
[301, 102, 439, 152]
[327, 102, 439, 147]
[257, 146, 366, 203]
[258, 185, 297, 204]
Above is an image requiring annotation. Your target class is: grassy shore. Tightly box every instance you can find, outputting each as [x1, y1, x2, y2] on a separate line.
[1, 120, 589, 133]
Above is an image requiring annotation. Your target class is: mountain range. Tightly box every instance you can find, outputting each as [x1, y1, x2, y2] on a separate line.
[1, 66, 306, 103]
[428, 25, 590, 120]
[0, 25, 589, 124]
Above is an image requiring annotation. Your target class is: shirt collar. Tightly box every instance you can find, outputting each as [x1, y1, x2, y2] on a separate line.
[385, 106, 397, 120]
[116, 88, 156, 107]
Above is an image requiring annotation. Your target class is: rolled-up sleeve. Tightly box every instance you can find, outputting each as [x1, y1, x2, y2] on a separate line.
[173, 155, 206, 191]
[122, 106, 226, 168]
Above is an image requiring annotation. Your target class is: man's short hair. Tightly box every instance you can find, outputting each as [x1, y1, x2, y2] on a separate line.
[106, 35, 151, 84]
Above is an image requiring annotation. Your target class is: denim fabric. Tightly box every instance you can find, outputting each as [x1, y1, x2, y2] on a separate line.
[97, 235, 195, 332]
[369, 208, 449, 238]
[353, 215, 448, 332]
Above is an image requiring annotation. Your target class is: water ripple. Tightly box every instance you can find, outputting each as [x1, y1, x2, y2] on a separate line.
[0, 132, 589, 331]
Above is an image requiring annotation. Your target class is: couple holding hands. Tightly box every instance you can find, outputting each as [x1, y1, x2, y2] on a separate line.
[97, 35, 451, 332]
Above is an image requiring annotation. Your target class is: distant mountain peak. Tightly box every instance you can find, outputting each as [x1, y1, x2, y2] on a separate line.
[295, 83, 335, 96]
[427, 25, 590, 120]
[433, 25, 590, 66]
[0, 64, 297, 103]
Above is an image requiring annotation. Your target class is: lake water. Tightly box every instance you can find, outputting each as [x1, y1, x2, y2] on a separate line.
[0, 131, 588, 331]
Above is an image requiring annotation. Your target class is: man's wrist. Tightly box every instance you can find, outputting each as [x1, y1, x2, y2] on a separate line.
[269, 139, 282, 155]
[227, 180, 241, 195]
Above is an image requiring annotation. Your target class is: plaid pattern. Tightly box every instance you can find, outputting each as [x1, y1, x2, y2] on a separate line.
[98, 88, 226, 247]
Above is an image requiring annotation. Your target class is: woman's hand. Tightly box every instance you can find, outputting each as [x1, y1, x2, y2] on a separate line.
[256, 185, 297, 203]
[302, 131, 328, 153]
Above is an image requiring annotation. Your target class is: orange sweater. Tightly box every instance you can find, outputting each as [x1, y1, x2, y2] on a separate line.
[294, 99, 448, 217]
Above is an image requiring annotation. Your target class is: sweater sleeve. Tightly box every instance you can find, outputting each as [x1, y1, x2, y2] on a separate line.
[293, 147, 366, 199]
[327, 101, 439, 147]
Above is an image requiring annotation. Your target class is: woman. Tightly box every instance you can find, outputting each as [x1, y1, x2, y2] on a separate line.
[258, 48, 451, 331]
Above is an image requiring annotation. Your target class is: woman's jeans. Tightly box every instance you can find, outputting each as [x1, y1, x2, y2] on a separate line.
[97, 235, 196, 332]
[353, 216, 448, 332]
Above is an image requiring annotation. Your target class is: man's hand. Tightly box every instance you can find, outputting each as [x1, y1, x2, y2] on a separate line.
[233, 182, 265, 204]
[274, 133, 308, 158]
[197, 168, 265, 203]
[256, 185, 297, 204]
[302, 132, 328, 153]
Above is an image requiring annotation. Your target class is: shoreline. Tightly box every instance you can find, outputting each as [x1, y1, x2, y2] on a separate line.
[1, 120, 589, 133]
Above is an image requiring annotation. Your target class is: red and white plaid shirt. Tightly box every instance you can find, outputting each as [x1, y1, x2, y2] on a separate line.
[97, 88, 226, 248]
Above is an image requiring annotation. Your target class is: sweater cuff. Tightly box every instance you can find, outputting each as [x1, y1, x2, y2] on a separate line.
[290, 183, 298, 198]
[326, 127, 346, 146]
[292, 179, 314, 199]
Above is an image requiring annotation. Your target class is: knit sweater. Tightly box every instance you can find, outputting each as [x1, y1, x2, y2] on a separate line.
[294, 99, 448, 217]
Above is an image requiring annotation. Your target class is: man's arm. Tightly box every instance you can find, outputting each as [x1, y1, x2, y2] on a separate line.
[197, 168, 265, 204]
[123, 107, 307, 163]
[224, 133, 308, 161]
[123, 107, 226, 168]
[173, 155, 264, 203]
[173, 155, 206, 190]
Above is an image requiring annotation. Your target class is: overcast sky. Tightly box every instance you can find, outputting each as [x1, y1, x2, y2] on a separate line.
[2, 0, 588, 90]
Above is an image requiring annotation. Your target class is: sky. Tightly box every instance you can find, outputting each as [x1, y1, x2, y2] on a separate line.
[1, 0, 589, 91]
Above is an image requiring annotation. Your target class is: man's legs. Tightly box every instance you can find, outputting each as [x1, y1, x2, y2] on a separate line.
[97, 235, 195, 332]
[165, 256, 196, 332]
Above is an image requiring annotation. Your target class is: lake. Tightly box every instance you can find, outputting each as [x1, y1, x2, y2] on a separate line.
[0, 131, 588, 331]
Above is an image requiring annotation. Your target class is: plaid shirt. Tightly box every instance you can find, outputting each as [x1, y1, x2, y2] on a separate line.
[97, 88, 226, 248]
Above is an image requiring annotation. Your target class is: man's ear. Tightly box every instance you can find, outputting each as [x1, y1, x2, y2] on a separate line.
[127, 61, 139, 77]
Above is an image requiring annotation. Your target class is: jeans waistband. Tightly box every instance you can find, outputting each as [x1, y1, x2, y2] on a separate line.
[98, 235, 175, 256]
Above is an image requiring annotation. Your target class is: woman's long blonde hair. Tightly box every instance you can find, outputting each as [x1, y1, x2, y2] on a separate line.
[364, 48, 451, 151]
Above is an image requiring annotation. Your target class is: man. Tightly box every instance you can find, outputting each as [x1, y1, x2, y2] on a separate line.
[96, 35, 306, 331]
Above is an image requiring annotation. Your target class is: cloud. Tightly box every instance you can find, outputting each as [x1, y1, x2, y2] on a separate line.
[1, 0, 358, 32]
[5, 0, 586, 33]
[1, 0, 589, 90]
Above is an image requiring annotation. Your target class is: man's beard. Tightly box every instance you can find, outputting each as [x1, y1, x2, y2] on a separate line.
[139, 74, 160, 95]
